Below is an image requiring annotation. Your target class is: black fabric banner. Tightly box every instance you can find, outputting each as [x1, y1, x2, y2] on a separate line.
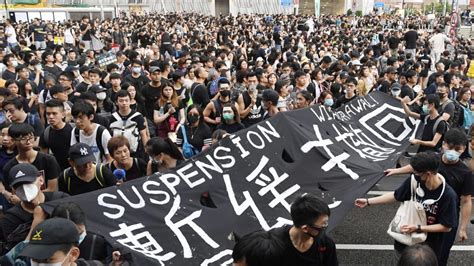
[46, 91, 420, 265]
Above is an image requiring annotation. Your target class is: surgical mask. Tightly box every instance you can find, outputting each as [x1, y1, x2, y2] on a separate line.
[444, 150, 461, 162]
[12, 60, 18, 67]
[15, 183, 39, 202]
[391, 90, 401, 97]
[324, 98, 334, 107]
[60, 51, 66, 56]
[78, 231, 87, 245]
[422, 104, 429, 114]
[220, 90, 231, 98]
[30, 249, 71, 266]
[132, 67, 141, 74]
[223, 113, 234, 120]
[96, 92, 107, 101]
[187, 114, 199, 123]
[437, 92, 445, 99]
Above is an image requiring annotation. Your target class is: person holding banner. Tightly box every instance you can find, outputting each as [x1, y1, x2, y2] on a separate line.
[355, 152, 458, 265]
[145, 137, 184, 175]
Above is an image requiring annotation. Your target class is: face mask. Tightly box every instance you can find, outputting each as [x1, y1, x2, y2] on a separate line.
[422, 104, 429, 114]
[30, 249, 71, 266]
[324, 98, 334, 107]
[12, 60, 18, 67]
[222, 113, 234, 120]
[220, 90, 231, 98]
[414, 174, 426, 185]
[187, 114, 199, 123]
[444, 150, 461, 162]
[96, 92, 107, 101]
[78, 231, 87, 245]
[15, 183, 39, 202]
[60, 51, 66, 55]
[132, 67, 141, 74]
[391, 90, 401, 97]
[437, 92, 445, 99]
[303, 69, 310, 73]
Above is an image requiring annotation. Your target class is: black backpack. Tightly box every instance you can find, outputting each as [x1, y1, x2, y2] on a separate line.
[73, 126, 106, 159]
[451, 100, 465, 128]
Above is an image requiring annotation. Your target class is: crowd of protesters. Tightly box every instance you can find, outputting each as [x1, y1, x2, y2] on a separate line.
[0, 9, 472, 265]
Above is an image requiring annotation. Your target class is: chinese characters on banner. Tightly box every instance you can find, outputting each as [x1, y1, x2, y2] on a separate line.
[47, 92, 419, 265]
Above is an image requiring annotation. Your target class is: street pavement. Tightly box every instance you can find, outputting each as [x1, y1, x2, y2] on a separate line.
[330, 174, 474, 265]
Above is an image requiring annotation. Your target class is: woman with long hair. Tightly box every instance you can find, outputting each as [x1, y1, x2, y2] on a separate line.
[153, 84, 185, 139]
[176, 104, 212, 153]
[357, 66, 375, 96]
[146, 137, 185, 175]
[216, 103, 245, 134]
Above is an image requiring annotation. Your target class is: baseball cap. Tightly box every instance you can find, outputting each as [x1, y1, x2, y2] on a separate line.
[9, 163, 39, 188]
[68, 143, 96, 166]
[89, 85, 107, 94]
[339, 71, 349, 79]
[149, 65, 161, 73]
[20, 218, 79, 260]
[391, 82, 401, 91]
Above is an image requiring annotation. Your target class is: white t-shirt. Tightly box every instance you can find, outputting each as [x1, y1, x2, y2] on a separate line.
[5, 25, 17, 44]
[38, 89, 51, 104]
[64, 28, 74, 44]
[429, 33, 450, 53]
[70, 124, 111, 163]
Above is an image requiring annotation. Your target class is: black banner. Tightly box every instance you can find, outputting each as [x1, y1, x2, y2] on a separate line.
[46, 91, 420, 265]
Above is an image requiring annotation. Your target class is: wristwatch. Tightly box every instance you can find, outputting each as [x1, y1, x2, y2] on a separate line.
[416, 225, 422, 233]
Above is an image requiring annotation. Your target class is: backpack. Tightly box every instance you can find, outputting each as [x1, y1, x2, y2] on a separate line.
[110, 112, 141, 153]
[62, 164, 105, 193]
[180, 125, 199, 159]
[446, 100, 464, 128]
[461, 104, 473, 129]
[424, 115, 448, 136]
[74, 125, 106, 159]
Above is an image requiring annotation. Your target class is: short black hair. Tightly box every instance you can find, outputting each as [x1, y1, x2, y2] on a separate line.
[425, 94, 440, 109]
[262, 89, 279, 106]
[3, 96, 23, 110]
[115, 90, 131, 100]
[71, 100, 95, 118]
[410, 152, 440, 174]
[8, 123, 34, 139]
[80, 91, 98, 102]
[218, 78, 230, 87]
[290, 194, 330, 227]
[232, 230, 285, 266]
[397, 243, 438, 266]
[46, 99, 65, 109]
[444, 128, 468, 147]
[52, 202, 87, 226]
[345, 77, 358, 86]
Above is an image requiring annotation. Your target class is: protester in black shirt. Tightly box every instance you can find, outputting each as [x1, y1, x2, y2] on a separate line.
[145, 137, 184, 175]
[59, 143, 116, 196]
[191, 67, 210, 109]
[107, 136, 147, 182]
[124, 60, 150, 95]
[39, 99, 73, 171]
[176, 104, 212, 154]
[216, 103, 245, 134]
[141, 62, 163, 120]
[270, 194, 338, 266]
[334, 77, 358, 109]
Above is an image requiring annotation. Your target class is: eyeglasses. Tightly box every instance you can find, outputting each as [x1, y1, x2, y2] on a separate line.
[16, 135, 35, 143]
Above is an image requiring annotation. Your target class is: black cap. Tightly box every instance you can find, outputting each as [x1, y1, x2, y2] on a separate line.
[9, 163, 39, 188]
[68, 143, 96, 165]
[339, 71, 349, 79]
[20, 218, 79, 260]
[89, 85, 107, 93]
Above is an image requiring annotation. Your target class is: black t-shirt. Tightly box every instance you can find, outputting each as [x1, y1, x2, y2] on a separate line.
[404, 30, 418, 49]
[43, 65, 62, 78]
[80, 23, 92, 41]
[2, 152, 60, 189]
[107, 158, 147, 182]
[75, 82, 90, 94]
[334, 94, 356, 109]
[394, 176, 458, 257]
[191, 83, 210, 109]
[379, 80, 393, 94]
[241, 91, 264, 128]
[2, 69, 16, 80]
[388, 36, 400, 50]
[0, 148, 16, 182]
[216, 122, 245, 134]
[39, 123, 73, 171]
[124, 74, 150, 94]
[418, 114, 447, 152]
[93, 113, 110, 129]
[176, 123, 212, 151]
[400, 85, 415, 100]
[437, 153, 473, 200]
[141, 83, 162, 120]
[0, 191, 69, 242]
[271, 225, 338, 266]
[58, 164, 116, 195]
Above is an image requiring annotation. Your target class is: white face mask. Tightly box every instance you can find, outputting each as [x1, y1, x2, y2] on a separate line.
[78, 231, 87, 245]
[15, 183, 39, 202]
[30, 249, 71, 266]
[132, 67, 141, 74]
[12, 60, 18, 67]
[96, 92, 107, 101]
